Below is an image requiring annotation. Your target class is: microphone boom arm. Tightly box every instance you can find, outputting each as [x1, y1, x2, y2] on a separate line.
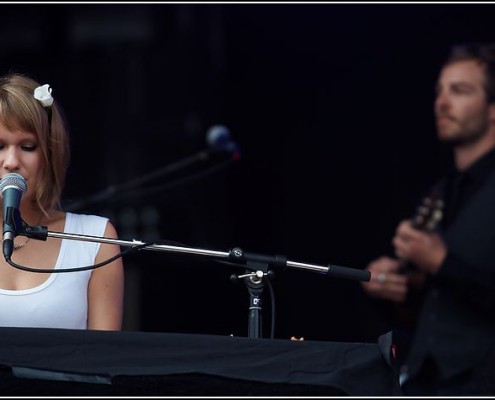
[65, 149, 210, 211]
[23, 227, 370, 282]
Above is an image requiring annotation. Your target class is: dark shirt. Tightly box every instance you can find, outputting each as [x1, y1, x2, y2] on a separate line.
[442, 147, 495, 229]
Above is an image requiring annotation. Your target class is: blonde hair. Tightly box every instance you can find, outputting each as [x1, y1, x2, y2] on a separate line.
[0, 73, 70, 214]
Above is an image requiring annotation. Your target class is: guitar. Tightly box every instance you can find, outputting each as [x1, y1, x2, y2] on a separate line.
[392, 189, 445, 366]
[395, 189, 444, 325]
[410, 189, 444, 232]
[396, 189, 444, 272]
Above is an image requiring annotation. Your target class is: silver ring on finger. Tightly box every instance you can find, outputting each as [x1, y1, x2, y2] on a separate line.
[377, 272, 387, 284]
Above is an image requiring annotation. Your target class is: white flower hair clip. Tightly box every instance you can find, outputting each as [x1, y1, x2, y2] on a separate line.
[33, 84, 54, 107]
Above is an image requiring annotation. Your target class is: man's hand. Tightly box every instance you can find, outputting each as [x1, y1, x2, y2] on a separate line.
[361, 256, 409, 303]
[392, 219, 447, 274]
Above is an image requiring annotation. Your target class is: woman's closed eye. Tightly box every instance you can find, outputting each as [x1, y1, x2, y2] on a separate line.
[21, 144, 38, 152]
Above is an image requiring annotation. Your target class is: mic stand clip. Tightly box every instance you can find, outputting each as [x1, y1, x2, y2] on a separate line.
[232, 261, 273, 339]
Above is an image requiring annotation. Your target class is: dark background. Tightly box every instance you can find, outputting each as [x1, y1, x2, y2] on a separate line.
[0, 2, 489, 343]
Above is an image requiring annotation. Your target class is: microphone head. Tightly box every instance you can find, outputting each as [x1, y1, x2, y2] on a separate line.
[0, 173, 27, 195]
[206, 125, 241, 158]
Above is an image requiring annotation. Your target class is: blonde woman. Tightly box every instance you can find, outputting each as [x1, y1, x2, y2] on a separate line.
[0, 73, 124, 330]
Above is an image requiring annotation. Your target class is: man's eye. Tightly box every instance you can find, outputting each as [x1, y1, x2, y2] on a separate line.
[452, 84, 474, 95]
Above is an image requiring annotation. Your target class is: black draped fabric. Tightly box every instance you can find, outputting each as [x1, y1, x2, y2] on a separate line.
[0, 327, 401, 396]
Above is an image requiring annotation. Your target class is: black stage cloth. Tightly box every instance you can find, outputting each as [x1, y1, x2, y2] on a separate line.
[0, 327, 401, 396]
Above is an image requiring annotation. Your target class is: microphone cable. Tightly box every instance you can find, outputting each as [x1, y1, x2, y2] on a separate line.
[5, 241, 153, 273]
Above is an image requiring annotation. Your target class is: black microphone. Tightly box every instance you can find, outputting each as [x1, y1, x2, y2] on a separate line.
[206, 125, 241, 160]
[0, 173, 27, 260]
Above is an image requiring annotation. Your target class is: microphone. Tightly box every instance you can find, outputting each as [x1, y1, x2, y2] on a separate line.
[0, 173, 27, 260]
[206, 125, 241, 160]
[65, 125, 240, 211]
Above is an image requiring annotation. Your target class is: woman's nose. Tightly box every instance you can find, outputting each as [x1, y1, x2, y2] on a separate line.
[2, 148, 20, 171]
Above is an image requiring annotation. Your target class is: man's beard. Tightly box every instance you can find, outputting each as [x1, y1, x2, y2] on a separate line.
[437, 121, 488, 148]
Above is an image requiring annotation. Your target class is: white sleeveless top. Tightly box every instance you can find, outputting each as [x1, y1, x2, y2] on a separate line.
[0, 212, 108, 329]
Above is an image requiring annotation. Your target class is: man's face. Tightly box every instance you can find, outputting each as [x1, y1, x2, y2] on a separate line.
[435, 59, 491, 146]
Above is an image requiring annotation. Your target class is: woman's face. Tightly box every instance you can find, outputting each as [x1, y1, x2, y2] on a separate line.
[0, 121, 42, 207]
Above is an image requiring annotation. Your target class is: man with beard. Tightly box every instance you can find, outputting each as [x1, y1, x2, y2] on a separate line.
[362, 43, 495, 395]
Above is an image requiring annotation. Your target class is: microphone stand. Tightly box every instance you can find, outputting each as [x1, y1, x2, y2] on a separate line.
[20, 225, 371, 339]
[65, 149, 211, 211]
